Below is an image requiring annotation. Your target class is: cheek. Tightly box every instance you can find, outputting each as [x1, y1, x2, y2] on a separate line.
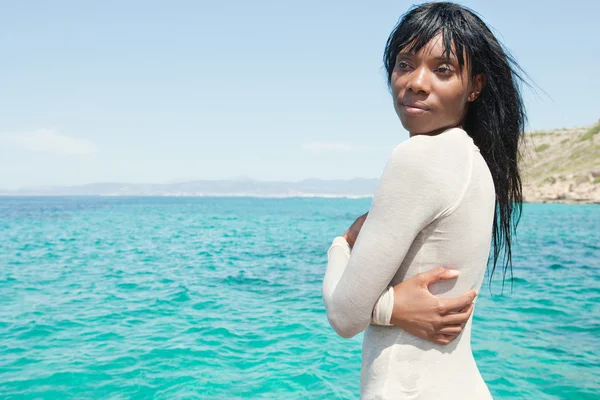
[438, 83, 469, 114]
[390, 73, 401, 96]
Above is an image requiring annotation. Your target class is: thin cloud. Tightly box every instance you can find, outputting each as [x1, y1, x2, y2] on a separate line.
[302, 141, 358, 153]
[0, 129, 96, 155]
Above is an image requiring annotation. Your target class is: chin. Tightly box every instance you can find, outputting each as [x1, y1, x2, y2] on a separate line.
[399, 118, 432, 136]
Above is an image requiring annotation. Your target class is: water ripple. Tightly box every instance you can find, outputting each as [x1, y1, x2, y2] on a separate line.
[0, 197, 598, 398]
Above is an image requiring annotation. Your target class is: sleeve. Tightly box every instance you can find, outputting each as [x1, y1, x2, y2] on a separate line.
[326, 238, 394, 327]
[322, 138, 455, 338]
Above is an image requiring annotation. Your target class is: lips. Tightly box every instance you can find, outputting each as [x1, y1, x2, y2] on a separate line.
[401, 102, 430, 111]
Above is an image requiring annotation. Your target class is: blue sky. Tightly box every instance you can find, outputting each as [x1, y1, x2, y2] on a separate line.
[1, 0, 598, 189]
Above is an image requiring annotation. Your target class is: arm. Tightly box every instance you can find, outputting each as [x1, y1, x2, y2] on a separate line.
[322, 138, 453, 338]
[329, 212, 395, 327]
[327, 235, 477, 343]
[326, 237, 394, 327]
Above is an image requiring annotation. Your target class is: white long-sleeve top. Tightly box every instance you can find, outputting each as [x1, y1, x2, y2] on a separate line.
[322, 127, 496, 399]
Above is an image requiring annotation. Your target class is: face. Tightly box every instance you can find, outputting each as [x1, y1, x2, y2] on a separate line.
[391, 34, 484, 136]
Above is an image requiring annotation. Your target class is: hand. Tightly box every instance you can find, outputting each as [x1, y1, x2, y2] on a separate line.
[342, 212, 368, 249]
[390, 267, 477, 345]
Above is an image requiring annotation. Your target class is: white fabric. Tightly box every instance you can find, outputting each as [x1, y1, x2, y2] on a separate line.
[322, 127, 495, 399]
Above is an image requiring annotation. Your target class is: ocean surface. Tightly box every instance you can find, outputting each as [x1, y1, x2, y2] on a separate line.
[0, 197, 598, 399]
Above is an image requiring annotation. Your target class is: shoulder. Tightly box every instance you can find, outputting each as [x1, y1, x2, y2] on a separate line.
[392, 127, 473, 154]
[380, 129, 475, 213]
[387, 128, 473, 179]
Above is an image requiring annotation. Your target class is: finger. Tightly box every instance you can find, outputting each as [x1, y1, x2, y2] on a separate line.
[442, 303, 474, 325]
[418, 267, 459, 287]
[440, 290, 477, 314]
[437, 325, 463, 335]
[434, 333, 457, 345]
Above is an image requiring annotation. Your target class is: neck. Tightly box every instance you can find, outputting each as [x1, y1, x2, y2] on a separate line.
[409, 122, 465, 138]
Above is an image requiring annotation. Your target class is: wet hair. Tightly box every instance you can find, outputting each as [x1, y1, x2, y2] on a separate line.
[383, 2, 527, 290]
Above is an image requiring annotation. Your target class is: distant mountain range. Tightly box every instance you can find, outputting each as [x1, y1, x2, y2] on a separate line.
[2, 122, 598, 203]
[0, 177, 378, 198]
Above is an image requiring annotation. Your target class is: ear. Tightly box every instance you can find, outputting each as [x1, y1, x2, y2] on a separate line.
[467, 73, 486, 102]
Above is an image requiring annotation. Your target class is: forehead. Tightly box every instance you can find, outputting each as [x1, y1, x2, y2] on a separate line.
[400, 33, 456, 59]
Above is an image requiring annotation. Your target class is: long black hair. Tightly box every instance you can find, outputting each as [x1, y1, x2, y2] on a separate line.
[383, 2, 527, 289]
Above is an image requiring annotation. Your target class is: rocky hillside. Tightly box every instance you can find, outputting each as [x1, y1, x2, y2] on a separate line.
[520, 121, 600, 204]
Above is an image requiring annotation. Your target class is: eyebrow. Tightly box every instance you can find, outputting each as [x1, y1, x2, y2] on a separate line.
[397, 52, 458, 63]
[433, 56, 458, 63]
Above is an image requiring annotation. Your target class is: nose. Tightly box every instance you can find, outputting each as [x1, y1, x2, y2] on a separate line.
[406, 66, 430, 94]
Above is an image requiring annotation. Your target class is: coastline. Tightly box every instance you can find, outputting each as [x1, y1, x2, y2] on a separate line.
[0, 192, 598, 204]
[520, 122, 600, 205]
[2, 122, 598, 204]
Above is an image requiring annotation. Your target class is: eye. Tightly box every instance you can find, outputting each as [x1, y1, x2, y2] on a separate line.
[436, 65, 454, 74]
[396, 60, 411, 70]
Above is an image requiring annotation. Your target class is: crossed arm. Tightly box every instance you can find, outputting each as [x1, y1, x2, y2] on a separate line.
[322, 140, 477, 344]
[327, 231, 476, 344]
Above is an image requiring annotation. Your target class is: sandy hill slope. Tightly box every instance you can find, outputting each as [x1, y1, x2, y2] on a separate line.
[520, 120, 600, 204]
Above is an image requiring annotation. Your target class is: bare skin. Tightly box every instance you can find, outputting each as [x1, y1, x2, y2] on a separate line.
[340, 36, 487, 344]
[392, 34, 484, 137]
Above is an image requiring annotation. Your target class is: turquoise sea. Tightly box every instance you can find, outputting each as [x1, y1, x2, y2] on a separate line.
[0, 197, 598, 399]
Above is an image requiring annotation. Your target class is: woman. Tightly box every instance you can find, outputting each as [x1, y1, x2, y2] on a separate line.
[322, 2, 525, 399]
